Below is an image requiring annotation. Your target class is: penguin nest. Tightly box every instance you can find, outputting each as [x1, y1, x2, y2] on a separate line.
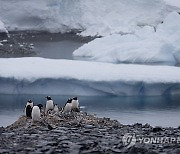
[7, 111, 121, 130]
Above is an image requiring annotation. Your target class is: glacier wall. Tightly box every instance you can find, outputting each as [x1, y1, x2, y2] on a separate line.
[0, 57, 180, 96]
[0, 77, 180, 96]
[0, 0, 167, 36]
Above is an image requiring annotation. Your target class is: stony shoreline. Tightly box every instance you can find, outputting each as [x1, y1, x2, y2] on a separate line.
[0, 112, 180, 154]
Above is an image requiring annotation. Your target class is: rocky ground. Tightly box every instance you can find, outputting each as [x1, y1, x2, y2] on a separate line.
[0, 111, 180, 154]
[0, 31, 92, 58]
[0, 32, 35, 57]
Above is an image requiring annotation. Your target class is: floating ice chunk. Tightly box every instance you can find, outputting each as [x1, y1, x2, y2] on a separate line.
[0, 57, 180, 96]
[74, 12, 180, 65]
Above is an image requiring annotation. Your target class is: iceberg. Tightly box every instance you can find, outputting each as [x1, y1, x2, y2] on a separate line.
[0, 0, 167, 36]
[0, 57, 180, 96]
[73, 12, 180, 65]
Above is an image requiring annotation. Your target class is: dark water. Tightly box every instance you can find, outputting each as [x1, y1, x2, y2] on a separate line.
[32, 40, 84, 59]
[14, 32, 91, 59]
[0, 94, 180, 127]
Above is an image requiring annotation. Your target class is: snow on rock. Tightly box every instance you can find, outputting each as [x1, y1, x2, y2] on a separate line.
[0, 57, 180, 96]
[0, 20, 8, 33]
[0, 0, 166, 36]
[73, 12, 180, 65]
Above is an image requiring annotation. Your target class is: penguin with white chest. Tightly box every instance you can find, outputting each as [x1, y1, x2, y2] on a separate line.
[63, 98, 72, 114]
[25, 99, 33, 118]
[71, 97, 80, 112]
[32, 106, 41, 122]
[45, 96, 54, 115]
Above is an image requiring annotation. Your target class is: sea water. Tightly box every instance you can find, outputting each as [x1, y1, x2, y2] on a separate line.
[0, 94, 180, 127]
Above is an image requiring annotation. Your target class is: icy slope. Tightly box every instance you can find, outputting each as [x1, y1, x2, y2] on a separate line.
[0, 0, 166, 36]
[0, 57, 180, 96]
[73, 12, 180, 65]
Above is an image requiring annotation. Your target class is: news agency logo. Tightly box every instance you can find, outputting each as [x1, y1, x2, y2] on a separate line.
[122, 133, 180, 148]
[122, 133, 136, 148]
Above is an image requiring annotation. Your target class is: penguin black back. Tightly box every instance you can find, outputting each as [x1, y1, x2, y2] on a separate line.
[26, 105, 32, 118]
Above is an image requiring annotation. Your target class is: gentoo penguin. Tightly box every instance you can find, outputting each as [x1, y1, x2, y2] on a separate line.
[26, 105, 32, 118]
[71, 97, 80, 112]
[26, 99, 33, 108]
[53, 104, 59, 112]
[25, 99, 33, 118]
[32, 106, 40, 122]
[63, 98, 72, 114]
[45, 96, 54, 115]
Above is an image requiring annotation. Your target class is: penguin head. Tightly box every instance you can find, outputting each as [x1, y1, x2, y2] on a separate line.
[37, 104, 43, 110]
[46, 96, 52, 100]
[28, 99, 33, 103]
[67, 98, 72, 103]
[73, 97, 78, 100]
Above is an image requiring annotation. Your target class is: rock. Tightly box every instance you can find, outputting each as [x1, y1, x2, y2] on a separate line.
[0, 111, 179, 153]
[0, 127, 5, 134]
[152, 127, 163, 133]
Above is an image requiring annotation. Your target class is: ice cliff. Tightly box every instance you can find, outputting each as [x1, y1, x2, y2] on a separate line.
[0, 58, 180, 96]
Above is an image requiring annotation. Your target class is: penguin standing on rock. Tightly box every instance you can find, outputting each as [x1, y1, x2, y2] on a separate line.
[71, 97, 80, 112]
[32, 106, 40, 122]
[25, 99, 33, 118]
[63, 98, 72, 114]
[45, 96, 54, 115]
[26, 105, 32, 118]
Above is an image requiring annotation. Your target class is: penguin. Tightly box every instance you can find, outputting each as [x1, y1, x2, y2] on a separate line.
[26, 105, 32, 118]
[25, 99, 33, 118]
[37, 104, 44, 116]
[53, 104, 59, 112]
[45, 96, 54, 115]
[62, 98, 72, 114]
[32, 106, 40, 122]
[37, 104, 43, 111]
[26, 99, 33, 108]
[71, 97, 80, 112]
